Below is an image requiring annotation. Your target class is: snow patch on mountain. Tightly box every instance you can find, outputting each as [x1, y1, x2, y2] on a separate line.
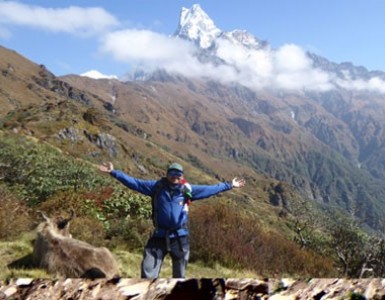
[81, 70, 118, 80]
[220, 30, 268, 50]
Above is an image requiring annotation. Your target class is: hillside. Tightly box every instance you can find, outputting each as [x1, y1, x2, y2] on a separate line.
[5, 40, 385, 278]
[0, 41, 384, 229]
[61, 71, 385, 231]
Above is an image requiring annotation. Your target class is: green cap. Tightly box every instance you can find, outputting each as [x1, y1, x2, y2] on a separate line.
[167, 162, 183, 173]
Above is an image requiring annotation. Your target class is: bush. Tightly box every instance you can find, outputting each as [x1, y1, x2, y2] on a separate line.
[35, 185, 153, 249]
[34, 191, 108, 246]
[107, 216, 153, 251]
[189, 200, 336, 277]
[36, 190, 99, 217]
[70, 216, 107, 247]
[0, 185, 34, 239]
[101, 186, 152, 219]
[0, 133, 109, 205]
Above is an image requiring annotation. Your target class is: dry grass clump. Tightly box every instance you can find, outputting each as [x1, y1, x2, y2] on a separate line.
[0, 185, 34, 239]
[35, 190, 108, 246]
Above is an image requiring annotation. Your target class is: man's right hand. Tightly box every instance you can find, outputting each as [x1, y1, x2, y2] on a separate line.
[99, 162, 114, 173]
[232, 177, 246, 188]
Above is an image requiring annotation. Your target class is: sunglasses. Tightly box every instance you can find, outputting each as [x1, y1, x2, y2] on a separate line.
[168, 170, 183, 177]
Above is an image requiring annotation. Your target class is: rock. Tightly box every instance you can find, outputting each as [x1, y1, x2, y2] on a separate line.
[57, 127, 84, 142]
[117, 279, 152, 297]
[280, 278, 296, 290]
[3, 286, 17, 298]
[15, 278, 33, 286]
[84, 131, 118, 157]
[2, 278, 385, 299]
[226, 278, 268, 295]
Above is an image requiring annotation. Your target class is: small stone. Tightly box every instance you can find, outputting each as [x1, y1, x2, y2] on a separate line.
[16, 278, 33, 286]
[280, 278, 296, 289]
[119, 281, 152, 296]
[3, 286, 17, 297]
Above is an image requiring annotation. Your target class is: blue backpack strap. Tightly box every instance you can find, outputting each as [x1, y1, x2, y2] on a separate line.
[151, 177, 168, 228]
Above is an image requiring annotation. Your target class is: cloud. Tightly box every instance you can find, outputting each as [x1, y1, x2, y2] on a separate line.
[100, 29, 236, 80]
[336, 76, 385, 93]
[334, 70, 385, 93]
[101, 29, 195, 66]
[102, 28, 385, 93]
[214, 41, 338, 91]
[101, 29, 240, 82]
[271, 44, 334, 91]
[0, 1, 119, 36]
[101, 30, 336, 91]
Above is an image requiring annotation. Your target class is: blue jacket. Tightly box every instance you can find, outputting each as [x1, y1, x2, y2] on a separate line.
[110, 170, 233, 238]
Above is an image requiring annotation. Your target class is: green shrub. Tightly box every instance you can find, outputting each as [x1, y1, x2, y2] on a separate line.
[0, 133, 109, 205]
[107, 216, 153, 251]
[101, 186, 152, 219]
[32, 183, 153, 250]
[36, 190, 98, 217]
[70, 216, 107, 247]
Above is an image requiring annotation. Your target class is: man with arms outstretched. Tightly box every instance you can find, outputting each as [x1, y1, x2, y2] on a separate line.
[99, 162, 245, 278]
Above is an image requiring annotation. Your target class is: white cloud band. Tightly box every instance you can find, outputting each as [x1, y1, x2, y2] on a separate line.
[0, 1, 119, 36]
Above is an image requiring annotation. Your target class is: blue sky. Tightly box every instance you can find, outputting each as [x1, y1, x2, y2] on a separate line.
[0, 0, 384, 81]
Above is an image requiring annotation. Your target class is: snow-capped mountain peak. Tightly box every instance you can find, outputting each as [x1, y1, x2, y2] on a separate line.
[175, 4, 221, 49]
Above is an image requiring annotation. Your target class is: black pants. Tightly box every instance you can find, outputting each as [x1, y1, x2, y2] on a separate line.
[141, 235, 190, 278]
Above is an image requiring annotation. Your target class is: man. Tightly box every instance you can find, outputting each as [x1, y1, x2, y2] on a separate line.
[99, 161, 245, 278]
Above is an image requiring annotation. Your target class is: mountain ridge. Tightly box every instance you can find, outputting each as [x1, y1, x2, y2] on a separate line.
[3, 38, 385, 233]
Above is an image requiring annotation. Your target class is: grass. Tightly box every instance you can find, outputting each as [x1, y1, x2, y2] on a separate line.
[0, 231, 260, 280]
[115, 249, 260, 278]
[0, 232, 50, 279]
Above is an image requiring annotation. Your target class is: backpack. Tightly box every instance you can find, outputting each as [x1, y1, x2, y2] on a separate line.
[151, 177, 192, 230]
